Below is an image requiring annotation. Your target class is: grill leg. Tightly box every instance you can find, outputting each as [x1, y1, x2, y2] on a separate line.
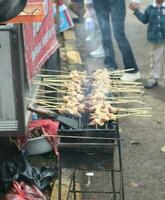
[120, 172, 125, 200]
[111, 170, 116, 200]
[67, 171, 75, 200]
[117, 126, 125, 200]
[58, 168, 62, 200]
[73, 170, 77, 200]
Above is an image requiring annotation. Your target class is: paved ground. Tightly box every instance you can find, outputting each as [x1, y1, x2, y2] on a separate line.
[74, 0, 165, 199]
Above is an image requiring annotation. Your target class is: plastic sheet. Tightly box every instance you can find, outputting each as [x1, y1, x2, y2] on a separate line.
[0, 144, 57, 194]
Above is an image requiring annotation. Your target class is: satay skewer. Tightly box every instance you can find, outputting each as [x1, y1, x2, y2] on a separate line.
[37, 73, 70, 77]
[33, 81, 65, 87]
[116, 113, 152, 118]
[38, 78, 70, 82]
[106, 96, 143, 100]
[118, 107, 151, 112]
[108, 68, 135, 74]
[31, 94, 63, 100]
[26, 98, 55, 108]
[37, 90, 61, 94]
[26, 98, 63, 105]
[107, 89, 144, 93]
[111, 80, 142, 85]
[40, 69, 69, 73]
[34, 100, 63, 106]
[107, 100, 146, 104]
[108, 84, 143, 88]
[33, 82, 69, 93]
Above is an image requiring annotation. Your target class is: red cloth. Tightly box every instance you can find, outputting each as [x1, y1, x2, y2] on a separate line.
[18, 120, 59, 156]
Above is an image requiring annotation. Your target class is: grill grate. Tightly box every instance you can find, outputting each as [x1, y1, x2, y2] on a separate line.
[58, 115, 119, 170]
[57, 117, 125, 200]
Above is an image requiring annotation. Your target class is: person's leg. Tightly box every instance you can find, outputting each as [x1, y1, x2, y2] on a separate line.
[163, 45, 165, 79]
[92, 0, 117, 68]
[143, 43, 164, 88]
[68, 0, 85, 22]
[110, 0, 139, 72]
[150, 44, 164, 80]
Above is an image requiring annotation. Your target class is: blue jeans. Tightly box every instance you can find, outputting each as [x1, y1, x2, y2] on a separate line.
[93, 0, 139, 72]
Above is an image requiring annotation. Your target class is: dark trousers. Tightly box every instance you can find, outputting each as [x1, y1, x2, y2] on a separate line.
[93, 0, 139, 72]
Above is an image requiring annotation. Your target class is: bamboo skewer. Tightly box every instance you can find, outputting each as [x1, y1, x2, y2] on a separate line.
[28, 69, 151, 122]
[37, 90, 59, 94]
[28, 97, 146, 106]
[26, 98, 54, 108]
[112, 81, 142, 85]
[38, 105, 60, 110]
[43, 78, 69, 83]
[116, 113, 152, 118]
[29, 94, 142, 101]
[106, 96, 142, 100]
[28, 99, 63, 105]
[27, 100, 151, 117]
[117, 107, 151, 112]
[36, 74, 71, 79]
[40, 69, 69, 73]
[34, 81, 143, 91]
[109, 85, 143, 89]
[107, 100, 146, 104]
[108, 68, 135, 74]
[33, 81, 65, 87]
[33, 82, 68, 94]
[108, 89, 144, 94]
[33, 81, 63, 87]
[36, 95, 62, 100]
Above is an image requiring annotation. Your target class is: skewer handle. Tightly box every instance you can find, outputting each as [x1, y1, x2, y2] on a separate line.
[27, 103, 55, 116]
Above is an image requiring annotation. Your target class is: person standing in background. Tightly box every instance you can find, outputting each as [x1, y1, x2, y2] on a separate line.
[85, 0, 142, 81]
[130, 0, 165, 88]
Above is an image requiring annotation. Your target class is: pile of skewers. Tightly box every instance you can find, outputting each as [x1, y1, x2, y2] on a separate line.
[27, 69, 151, 126]
[29, 70, 86, 116]
[87, 69, 118, 125]
[58, 70, 86, 116]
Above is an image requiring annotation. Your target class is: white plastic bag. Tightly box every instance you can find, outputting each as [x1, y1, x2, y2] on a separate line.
[84, 17, 95, 31]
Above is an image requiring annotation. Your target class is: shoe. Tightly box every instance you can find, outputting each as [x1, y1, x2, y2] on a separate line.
[108, 67, 117, 71]
[90, 45, 105, 58]
[120, 71, 141, 81]
[143, 78, 158, 89]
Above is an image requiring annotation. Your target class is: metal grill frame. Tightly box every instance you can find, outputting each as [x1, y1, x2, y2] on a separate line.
[57, 119, 125, 200]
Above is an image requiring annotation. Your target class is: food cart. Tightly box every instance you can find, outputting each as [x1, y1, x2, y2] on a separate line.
[0, 0, 59, 136]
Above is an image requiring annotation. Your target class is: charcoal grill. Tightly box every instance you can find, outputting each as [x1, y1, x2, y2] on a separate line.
[57, 114, 125, 200]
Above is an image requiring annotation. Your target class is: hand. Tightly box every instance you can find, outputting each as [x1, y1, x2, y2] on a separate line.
[129, 2, 140, 11]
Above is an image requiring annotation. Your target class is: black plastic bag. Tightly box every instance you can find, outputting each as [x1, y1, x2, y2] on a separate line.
[0, 143, 57, 194]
